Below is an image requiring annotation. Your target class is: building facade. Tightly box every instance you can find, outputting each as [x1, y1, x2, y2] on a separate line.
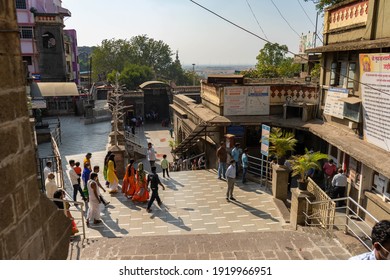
[307, 0, 390, 220]
[16, 0, 74, 82]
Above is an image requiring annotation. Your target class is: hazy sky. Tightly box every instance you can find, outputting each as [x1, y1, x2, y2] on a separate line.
[63, 0, 320, 66]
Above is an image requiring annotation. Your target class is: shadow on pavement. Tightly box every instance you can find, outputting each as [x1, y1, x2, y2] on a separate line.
[230, 200, 280, 223]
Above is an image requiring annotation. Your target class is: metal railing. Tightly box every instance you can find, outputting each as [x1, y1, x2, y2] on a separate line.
[247, 155, 272, 184]
[50, 197, 86, 240]
[125, 131, 147, 155]
[174, 153, 207, 171]
[306, 177, 336, 230]
[303, 196, 379, 251]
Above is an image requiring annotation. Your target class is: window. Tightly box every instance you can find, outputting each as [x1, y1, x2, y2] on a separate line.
[19, 26, 33, 39]
[42, 32, 56, 49]
[16, 0, 27, 9]
[329, 55, 357, 89]
[372, 172, 390, 199]
[22, 56, 32, 65]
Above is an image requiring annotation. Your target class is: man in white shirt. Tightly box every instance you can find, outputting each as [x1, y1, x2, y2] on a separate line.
[43, 161, 52, 181]
[225, 160, 236, 202]
[350, 220, 390, 260]
[331, 168, 348, 206]
[147, 142, 156, 169]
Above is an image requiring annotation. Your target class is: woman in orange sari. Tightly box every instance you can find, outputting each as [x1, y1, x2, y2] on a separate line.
[132, 163, 149, 202]
[122, 159, 136, 198]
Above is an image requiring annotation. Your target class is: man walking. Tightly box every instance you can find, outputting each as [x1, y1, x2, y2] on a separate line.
[147, 142, 156, 168]
[241, 148, 249, 184]
[225, 160, 236, 202]
[216, 141, 227, 180]
[331, 168, 348, 206]
[323, 159, 337, 191]
[146, 166, 165, 213]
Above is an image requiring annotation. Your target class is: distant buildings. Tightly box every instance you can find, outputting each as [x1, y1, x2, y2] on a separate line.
[16, 0, 81, 115]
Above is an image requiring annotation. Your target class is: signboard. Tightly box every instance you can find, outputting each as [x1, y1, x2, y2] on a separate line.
[323, 87, 348, 118]
[223, 86, 270, 116]
[360, 53, 390, 152]
[261, 124, 270, 157]
[226, 125, 245, 137]
[246, 86, 270, 115]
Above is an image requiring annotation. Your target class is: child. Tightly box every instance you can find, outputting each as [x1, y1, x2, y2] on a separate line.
[161, 154, 170, 178]
[74, 161, 82, 186]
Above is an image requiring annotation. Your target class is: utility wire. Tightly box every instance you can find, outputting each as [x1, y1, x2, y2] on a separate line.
[270, 0, 301, 38]
[246, 0, 269, 40]
[297, 0, 315, 28]
[189, 0, 390, 97]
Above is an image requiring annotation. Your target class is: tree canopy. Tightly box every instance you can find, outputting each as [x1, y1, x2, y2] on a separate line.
[249, 42, 300, 78]
[91, 35, 192, 87]
[304, 0, 344, 12]
[107, 64, 154, 90]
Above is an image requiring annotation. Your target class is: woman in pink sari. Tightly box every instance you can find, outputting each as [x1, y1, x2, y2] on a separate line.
[122, 159, 136, 198]
[132, 163, 149, 202]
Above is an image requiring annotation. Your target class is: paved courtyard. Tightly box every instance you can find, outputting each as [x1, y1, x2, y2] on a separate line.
[38, 116, 361, 260]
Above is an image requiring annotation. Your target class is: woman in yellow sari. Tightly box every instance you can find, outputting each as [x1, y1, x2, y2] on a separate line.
[107, 154, 119, 193]
[132, 162, 149, 202]
[122, 159, 136, 198]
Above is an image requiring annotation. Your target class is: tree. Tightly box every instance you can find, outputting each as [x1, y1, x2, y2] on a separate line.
[255, 43, 299, 78]
[91, 35, 182, 83]
[289, 148, 328, 190]
[107, 64, 154, 90]
[304, 0, 344, 12]
[129, 35, 173, 79]
[91, 39, 133, 81]
[267, 127, 297, 164]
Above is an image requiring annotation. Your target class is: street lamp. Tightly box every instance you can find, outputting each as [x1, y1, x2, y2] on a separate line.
[192, 63, 195, 86]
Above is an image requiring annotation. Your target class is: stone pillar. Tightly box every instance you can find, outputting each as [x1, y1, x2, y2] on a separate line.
[290, 188, 316, 230]
[109, 145, 126, 179]
[272, 165, 289, 201]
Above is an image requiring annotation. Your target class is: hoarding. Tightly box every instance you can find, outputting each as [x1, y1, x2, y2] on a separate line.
[360, 53, 390, 152]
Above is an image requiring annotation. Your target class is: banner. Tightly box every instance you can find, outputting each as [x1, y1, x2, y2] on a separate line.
[359, 53, 390, 152]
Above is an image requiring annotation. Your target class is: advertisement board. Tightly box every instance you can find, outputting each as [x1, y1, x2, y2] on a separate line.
[359, 53, 390, 152]
[223, 86, 270, 116]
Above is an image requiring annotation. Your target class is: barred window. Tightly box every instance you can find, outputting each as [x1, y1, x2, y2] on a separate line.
[16, 0, 27, 9]
[19, 26, 34, 39]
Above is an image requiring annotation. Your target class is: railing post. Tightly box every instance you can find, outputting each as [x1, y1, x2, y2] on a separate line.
[344, 197, 350, 235]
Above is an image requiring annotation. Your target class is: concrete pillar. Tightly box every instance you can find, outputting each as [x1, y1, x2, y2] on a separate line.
[109, 145, 126, 179]
[272, 165, 289, 201]
[290, 188, 316, 230]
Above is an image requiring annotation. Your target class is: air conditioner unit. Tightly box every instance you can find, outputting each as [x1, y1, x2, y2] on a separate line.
[348, 121, 358, 129]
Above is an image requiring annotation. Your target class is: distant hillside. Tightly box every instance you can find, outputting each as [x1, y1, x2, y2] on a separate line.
[78, 46, 96, 72]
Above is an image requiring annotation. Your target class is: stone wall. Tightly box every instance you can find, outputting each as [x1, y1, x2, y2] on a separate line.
[0, 0, 71, 260]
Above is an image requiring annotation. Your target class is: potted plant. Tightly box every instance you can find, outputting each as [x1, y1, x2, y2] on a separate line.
[290, 149, 329, 190]
[268, 127, 297, 165]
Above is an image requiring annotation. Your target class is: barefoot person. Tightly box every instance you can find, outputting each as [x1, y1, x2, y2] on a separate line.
[86, 173, 102, 226]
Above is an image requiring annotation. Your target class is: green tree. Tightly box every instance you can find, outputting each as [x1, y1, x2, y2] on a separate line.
[91, 39, 133, 81]
[255, 43, 299, 78]
[267, 127, 297, 164]
[107, 64, 154, 90]
[129, 35, 173, 78]
[304, 0, 344, 12]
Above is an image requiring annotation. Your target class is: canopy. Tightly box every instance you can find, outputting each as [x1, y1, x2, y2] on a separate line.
[32, 82, 79, 97]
